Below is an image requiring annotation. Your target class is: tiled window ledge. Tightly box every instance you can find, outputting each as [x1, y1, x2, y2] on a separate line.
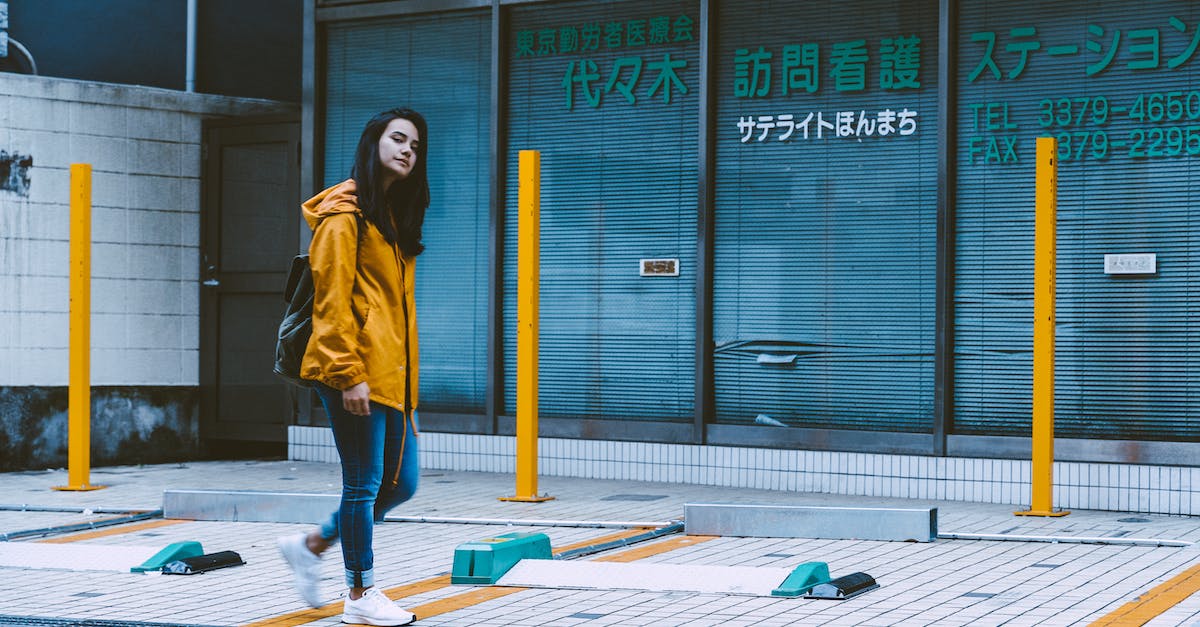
[288, 426, 1199, 515]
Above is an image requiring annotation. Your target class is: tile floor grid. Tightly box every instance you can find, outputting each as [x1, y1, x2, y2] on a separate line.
[4, 462, 1200, 625]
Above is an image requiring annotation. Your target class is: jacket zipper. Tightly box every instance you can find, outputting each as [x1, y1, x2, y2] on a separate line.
[393, 417, 407, 488]
[393, 248, 411, 487]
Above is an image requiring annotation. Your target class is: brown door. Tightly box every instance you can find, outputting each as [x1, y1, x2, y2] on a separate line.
[200, 118, 301, 442]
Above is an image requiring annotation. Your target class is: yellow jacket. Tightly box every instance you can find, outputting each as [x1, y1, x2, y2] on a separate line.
[299, 179, 419, 415]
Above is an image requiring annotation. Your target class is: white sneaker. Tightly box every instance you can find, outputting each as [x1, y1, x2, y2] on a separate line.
[342, 588, 415, 626]
[277, 533, 324, 608]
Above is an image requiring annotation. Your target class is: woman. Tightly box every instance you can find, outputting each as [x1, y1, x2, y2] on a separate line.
[277, 108, 428, 627]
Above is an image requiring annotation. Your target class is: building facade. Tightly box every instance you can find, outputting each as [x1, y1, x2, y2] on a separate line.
[0, 1, 301, 470]
[298, 0, 1200, 476]
[0, 73, 295, 470]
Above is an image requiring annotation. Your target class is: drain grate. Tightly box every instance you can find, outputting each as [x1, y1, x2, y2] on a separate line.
[1030, 563, 1061, 568]
[962, 592, 996, 598]
[600, 494, 667, 502]
[568, 613, 607, 620]
[764, 553, 795, 558]
[0, 617, 222, 627]
[1119, 517, 1151, 523]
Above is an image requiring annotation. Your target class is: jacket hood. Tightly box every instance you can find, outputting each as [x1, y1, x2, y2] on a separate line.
[302, 179, 360, 230]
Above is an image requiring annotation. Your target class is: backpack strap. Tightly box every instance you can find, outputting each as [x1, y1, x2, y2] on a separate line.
[283, 254, 309, 304]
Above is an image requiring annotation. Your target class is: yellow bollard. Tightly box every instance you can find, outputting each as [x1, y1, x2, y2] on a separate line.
[500, 151, 553, 503]
[54, 164, 105, 491]
[1015, 138, 1065, 517]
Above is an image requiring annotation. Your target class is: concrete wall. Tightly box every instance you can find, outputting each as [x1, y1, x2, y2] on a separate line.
[0, 73, 295, 470]
[0, 386, 199, 471]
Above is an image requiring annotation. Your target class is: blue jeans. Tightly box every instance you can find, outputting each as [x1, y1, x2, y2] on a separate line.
[314, 383, 420, 588]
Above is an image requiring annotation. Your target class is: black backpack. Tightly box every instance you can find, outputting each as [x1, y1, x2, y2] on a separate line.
[273, 254, 315, 388]
[274, 216, 363, 387]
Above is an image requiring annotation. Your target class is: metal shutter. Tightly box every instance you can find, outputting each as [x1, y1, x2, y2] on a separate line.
[955, 0, 1200, 439]
[712, 0, 940, 432]
[325, 12, 491, 413]
[504, 0, 700, 422]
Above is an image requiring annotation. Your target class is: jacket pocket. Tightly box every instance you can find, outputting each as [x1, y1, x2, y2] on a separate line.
[351, 298, 371, 332]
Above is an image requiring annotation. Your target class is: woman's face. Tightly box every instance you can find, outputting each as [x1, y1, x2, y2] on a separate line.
[377, 117, 420, 185]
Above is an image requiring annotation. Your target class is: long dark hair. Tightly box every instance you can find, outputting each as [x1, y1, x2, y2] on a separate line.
[351, 108, 429, 256]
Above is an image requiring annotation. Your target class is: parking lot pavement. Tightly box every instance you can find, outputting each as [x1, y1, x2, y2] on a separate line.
[1, 459, 1199, 626]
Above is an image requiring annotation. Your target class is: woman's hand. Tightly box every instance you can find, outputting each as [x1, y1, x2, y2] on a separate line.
[343, 382, 371, 416]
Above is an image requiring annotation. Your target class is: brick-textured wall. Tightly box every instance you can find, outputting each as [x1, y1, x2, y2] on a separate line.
[0, 73, 294, 387]
[0, 73, 295, 470]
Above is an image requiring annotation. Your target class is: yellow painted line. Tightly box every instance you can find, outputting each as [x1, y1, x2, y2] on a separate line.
[244, 529, 709, 627]
[398, 535, 717, 622]
[36, 518, 188, 544]
[1090, 562, 1200, 626]
[593, 534, 718, 563]
[241, 575, 453, 627]
[551, 527, 656, 554]
[383, 573, 453, 596]
[240, 598, 345, 626]
[408, 586, 525, 620]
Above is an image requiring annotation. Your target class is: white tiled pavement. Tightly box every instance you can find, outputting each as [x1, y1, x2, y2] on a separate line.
[0, 460, 1198, 626]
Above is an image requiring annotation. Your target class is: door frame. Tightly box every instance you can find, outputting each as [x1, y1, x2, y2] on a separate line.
[199, 114, 302, 443]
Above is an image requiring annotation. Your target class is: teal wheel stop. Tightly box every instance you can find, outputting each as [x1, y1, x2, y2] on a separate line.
[771, 561, 830, 597]
[131, 541, 204, 572]
[451, 532, 551, 584]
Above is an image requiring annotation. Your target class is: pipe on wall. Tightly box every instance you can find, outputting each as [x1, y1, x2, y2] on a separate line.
[7, 38, 35, 75]
[185, 0, 196, 91]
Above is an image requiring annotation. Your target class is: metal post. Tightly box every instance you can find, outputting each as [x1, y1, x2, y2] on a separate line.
[933, 0, 958, 456]
[693, 0, 714, 445]
[486, 0, 506, 435]
[1016, 138, 1066, 517]
[500, 150, 552, 503]
[55, 164, 104, 492]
